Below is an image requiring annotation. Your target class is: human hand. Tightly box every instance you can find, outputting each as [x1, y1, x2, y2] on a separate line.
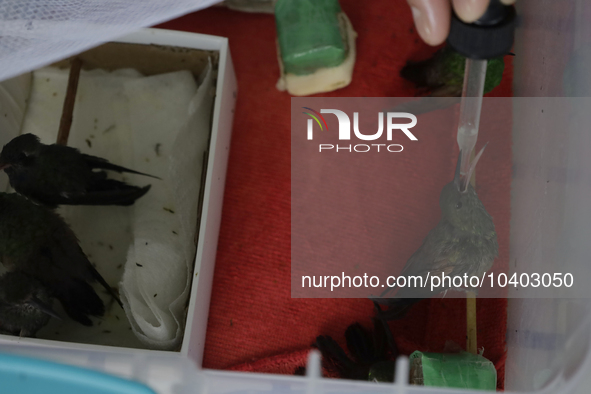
[407, 0, 516, 46]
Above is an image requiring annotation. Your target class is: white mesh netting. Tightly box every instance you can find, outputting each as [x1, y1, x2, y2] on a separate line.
[0, 0, 220, 82]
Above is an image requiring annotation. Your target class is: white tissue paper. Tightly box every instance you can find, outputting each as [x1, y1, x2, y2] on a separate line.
[121, 62, 214, 350]
[14, 62, 214, 350]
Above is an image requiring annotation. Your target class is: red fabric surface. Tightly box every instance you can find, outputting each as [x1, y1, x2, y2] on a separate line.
[158, 0, 512, 389]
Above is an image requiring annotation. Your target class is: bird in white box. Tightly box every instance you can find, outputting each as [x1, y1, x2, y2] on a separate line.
[0, 192, 122, 326]
[0, 133, 158, 208]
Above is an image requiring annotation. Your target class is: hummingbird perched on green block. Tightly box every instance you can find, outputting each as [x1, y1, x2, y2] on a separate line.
[0, 192, 123, 326]
[373, 147, 498, 320]
[0, 271, 61, 337]
[0, 133, 158, 208]
[312, 313, 398, 382]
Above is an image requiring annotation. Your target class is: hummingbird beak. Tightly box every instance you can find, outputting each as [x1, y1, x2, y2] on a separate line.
[453, 150, 462, 190]
[28, 297, 63, 320]
[460, 144, 488, 192]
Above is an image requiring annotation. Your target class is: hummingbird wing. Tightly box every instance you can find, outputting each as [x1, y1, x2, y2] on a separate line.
[376, 203, 497, 321]
[15, 144, 153, 207]
[43, 213, 124, 310]
[1, 195, 121, 325]
[373, 221, 467, 320]
[81, 154, 160, 179]
[345, 323, 375, 366]
[315, 335, 364, 379]
[48, 181, 152, 207]
[373, 245, 456, 321]
[398, 221, 465, 276]
[371, 306, 398, 359]
[24, 215, 105, 325]
[394, 223, 492, 301]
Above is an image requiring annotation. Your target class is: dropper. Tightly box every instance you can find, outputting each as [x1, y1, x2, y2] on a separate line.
[457, 58, 487, 182]
[447, 0, 516, 182]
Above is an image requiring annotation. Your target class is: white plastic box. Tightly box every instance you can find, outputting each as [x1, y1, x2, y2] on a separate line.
[3, 1, 591, 394]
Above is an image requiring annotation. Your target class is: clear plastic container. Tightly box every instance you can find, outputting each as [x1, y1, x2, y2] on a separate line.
[2, 1, 591, 393]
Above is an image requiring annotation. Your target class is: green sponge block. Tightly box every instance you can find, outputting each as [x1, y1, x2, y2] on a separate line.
[275, 0, 346, 75]
[409, 351, 497, 390]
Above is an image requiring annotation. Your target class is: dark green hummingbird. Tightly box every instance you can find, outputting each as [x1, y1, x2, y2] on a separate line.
[401, 46, 506, 97]
[373, 147, 498, 320]
[0, 271, 61, 337]
[0, 133, 158, 208]
[312, 315, 398, 382]
[392, 46, 509, 115]
[0, 192, 123, 326]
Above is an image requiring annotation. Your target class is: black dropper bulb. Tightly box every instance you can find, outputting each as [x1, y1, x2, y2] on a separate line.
[447, 0, 516, 60]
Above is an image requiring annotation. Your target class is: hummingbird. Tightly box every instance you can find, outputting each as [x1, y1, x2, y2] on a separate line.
[312, 314, 398, 382]
[0, 271, 61, 337]
[391, 46, 510, 115]
[401, 46, 506, 97]
[0, 133, 158, 208]
[0, 192, 123, 326]
[373, 147, 498, 320]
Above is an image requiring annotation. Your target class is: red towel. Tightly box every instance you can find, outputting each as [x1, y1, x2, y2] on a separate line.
[159, 0, 512, 389]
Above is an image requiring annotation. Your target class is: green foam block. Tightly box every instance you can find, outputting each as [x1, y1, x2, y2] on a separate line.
[409, 351, 497, 390]
[275, 0, 346, 75]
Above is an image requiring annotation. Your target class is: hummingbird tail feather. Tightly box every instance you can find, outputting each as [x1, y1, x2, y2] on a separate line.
[89, 265, 123, 309]
[83, 154, 161, 179]
[55, 280, 105, 326]
[344, 323, 374, 366]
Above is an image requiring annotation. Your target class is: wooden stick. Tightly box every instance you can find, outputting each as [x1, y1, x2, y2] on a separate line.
[466, 292, 477, 354]
[56, 57, 82, 145]
[466, 149, 478, 354]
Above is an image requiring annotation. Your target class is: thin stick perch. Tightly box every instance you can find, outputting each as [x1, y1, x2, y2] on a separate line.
[56, 57, 83, 145]
[466, 292, 477, 354]
[466, 150, 477, 354]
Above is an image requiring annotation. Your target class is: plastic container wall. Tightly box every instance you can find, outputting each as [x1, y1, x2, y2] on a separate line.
[508, 0, 591, 391]
[3, 341, 591, 394]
